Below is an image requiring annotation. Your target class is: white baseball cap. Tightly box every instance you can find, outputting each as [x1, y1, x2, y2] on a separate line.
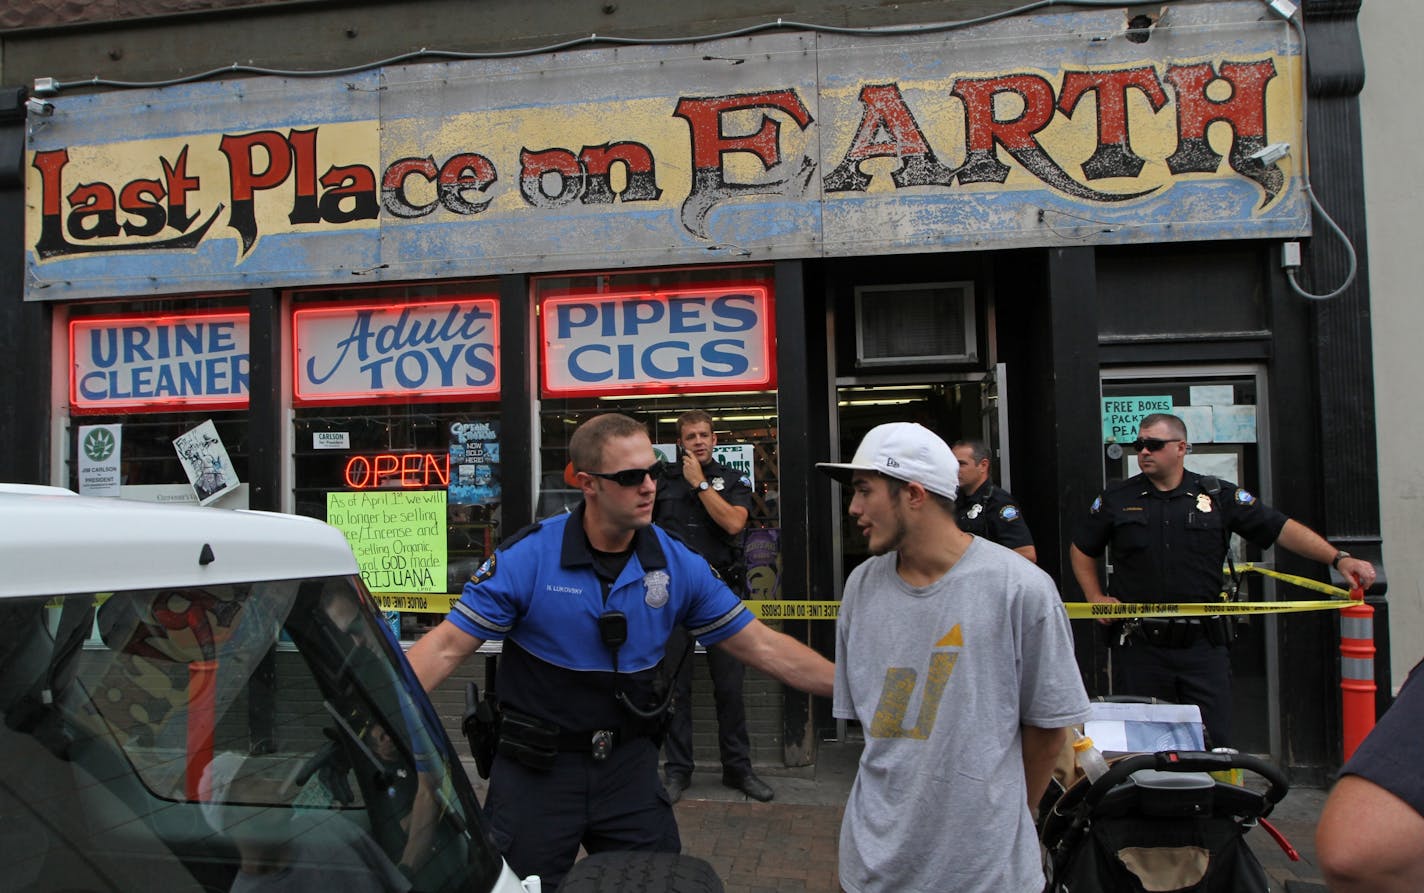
[816, 422, 959, 500]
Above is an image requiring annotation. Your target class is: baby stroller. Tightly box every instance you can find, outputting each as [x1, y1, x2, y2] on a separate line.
[1039, 748, 1290, 892]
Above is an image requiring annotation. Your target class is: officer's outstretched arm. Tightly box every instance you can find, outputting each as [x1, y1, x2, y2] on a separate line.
[406, 620, 485, 693]
[715, 619, 834, 697]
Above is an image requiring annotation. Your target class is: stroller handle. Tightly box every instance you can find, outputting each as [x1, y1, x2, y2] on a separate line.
[1079, 750, 1289, 814]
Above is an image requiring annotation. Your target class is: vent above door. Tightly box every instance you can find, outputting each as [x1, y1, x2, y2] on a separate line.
[854, 281, 976, 367]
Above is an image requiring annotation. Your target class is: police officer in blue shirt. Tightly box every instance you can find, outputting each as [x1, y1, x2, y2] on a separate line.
[951, 438, 1036, 563]
[408, 413, 834, 890]
[1070, 412, 1377, 746]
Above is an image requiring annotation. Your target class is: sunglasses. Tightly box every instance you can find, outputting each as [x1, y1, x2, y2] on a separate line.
[1131, 437, 1183, 453]
[585, 462, 665, 487]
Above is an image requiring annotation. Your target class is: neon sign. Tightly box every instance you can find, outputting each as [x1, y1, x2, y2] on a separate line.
[541, 284, 776, 398]
[69, 310, 250, 414]
[344, 452, 450, 489]
[294, 296, 499, 405]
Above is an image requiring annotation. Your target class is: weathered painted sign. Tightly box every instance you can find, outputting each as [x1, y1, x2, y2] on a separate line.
[69, 311, 250, 412]
[293, 297, 500, 404]
[24, 2, 1305, 301]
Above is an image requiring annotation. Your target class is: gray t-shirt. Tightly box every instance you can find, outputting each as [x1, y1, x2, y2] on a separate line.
[833, 538, 1090, 893]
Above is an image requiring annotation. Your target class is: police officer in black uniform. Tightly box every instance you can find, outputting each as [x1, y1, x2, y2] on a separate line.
[951, 438, 1036, 563]
[1071, 412, 1377, 747]
[407, 413, 834, 889]
[654, 410, 773, 803]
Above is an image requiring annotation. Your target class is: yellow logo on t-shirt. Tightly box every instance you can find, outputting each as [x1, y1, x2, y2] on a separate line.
[869, 625, 961, 740]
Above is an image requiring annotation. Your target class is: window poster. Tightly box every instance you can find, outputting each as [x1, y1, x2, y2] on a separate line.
[172, 419, 240, 506]
[449, 420, 500, 506]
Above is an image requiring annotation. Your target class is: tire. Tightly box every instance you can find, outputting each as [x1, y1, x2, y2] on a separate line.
[557, 851, 724, 892]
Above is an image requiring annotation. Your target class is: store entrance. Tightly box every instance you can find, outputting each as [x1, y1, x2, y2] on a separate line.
[830, 371, 1003, 587]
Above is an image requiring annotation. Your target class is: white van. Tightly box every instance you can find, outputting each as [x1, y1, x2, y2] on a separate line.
[0, 486, 539, 893]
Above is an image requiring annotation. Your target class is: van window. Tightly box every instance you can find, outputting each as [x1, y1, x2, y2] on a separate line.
[0, 575, 501, 893]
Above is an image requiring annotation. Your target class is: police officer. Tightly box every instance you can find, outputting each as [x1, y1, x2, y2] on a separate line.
[654, 410, 773, 804]
[951, 438, 1036, 563]
[1070, 412, 1377, 747]
[407, 413, 833, 890]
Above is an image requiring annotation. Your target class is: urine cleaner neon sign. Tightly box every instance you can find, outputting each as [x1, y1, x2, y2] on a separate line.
[70, 311, 250, 414]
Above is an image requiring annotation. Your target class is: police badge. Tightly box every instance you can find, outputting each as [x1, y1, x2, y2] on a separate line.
[711, 477, 725, 491]
[644, 569, 670, 608]
[1197, 493, 1213, 513]
[967, 504, 983, 520]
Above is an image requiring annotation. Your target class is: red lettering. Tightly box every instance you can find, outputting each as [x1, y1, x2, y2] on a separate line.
[1058, 66, 1167, 179]
[673, 90, 815, 238]
[824, 83, 956, 191]
[579, 142, 661, 202]
[437, 153, 496, 215]
[161, 147, 201, 230]
[220, 130, 295, 253]
[67, 182, 120, 239]
[382, 156, 439, 218]
[1166, 60, 1280, 202]
[520, 147, 583, 208]
[119, 178, 167, 237]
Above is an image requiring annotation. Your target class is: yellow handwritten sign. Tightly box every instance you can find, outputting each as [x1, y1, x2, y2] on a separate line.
[327, 490, 448, 594]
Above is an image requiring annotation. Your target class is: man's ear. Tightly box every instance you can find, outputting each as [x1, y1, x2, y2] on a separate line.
[903, 481, 930, 508]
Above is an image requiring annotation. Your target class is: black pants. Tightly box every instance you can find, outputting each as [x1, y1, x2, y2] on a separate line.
[484, 736, 679, 891]
[662, 626, 752, 780]
[1112, 637, 1233, 748]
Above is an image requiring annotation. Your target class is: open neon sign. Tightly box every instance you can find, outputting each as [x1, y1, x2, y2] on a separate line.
[344, 452, 450, 489]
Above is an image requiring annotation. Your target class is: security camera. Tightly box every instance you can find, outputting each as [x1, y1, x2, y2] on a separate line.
[1249, 142, 1290, 166]
[25, 97, 54, 118]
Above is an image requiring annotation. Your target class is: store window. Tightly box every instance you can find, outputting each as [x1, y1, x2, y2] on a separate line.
[65, 299, 251, 507]
[533, 265, 782, 597]
[291, 281, 500, 640]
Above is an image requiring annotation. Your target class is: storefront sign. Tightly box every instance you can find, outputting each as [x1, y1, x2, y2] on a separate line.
[24, 2, 1306, 301]
[293, 298, 499, 404]
[69, 312, 249, 413]
[1102, 396, 1174, 441]
[326, 490, 448, 593]
[542, 286, 775, 396]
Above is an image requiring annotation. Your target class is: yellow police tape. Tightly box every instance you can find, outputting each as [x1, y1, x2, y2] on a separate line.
[373, 593, 459, 614]
[371, 564, 1361, 620]
[1064, 599, 1360, 620]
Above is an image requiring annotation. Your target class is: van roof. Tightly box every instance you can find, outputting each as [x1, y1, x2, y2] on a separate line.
[0, 489, 360, 598]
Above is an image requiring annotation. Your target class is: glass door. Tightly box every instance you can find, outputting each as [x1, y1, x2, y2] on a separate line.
[1099, 365, 1278, 758]
[829, 373, 999, 590]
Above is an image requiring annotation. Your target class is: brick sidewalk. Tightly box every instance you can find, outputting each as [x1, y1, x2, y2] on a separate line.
[676, 800, 844, 893]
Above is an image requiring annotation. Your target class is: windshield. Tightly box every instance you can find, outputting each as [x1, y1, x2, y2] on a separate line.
[0, 574, 503, 893]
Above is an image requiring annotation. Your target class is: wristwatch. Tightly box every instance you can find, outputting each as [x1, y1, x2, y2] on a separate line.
[697, 480, 711, 492]
[1331, 550, 1351, 569]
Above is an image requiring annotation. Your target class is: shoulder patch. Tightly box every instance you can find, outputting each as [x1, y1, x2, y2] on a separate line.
[1000, 504, 1021, 521]
[1235, 488, 1256, 505]
[1090, 495, 1103, 514]
[471, 554, 497, 583]
[495, 519, 544, 552]
[739, 475, 751, 488]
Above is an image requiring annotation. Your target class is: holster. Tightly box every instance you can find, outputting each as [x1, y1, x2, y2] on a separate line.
[496, 707, 559, 771]
[1202, 615, 1236, 648]
[461, 681, 501, 779]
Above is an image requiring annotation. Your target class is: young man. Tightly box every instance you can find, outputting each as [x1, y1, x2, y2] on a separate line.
[407, 413, 833, 890]
[653, 410, 773, 802]
[818, 422, 1089, 893]
[951, 438, 1036, 563]
[1071, 412, 1377, 747]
